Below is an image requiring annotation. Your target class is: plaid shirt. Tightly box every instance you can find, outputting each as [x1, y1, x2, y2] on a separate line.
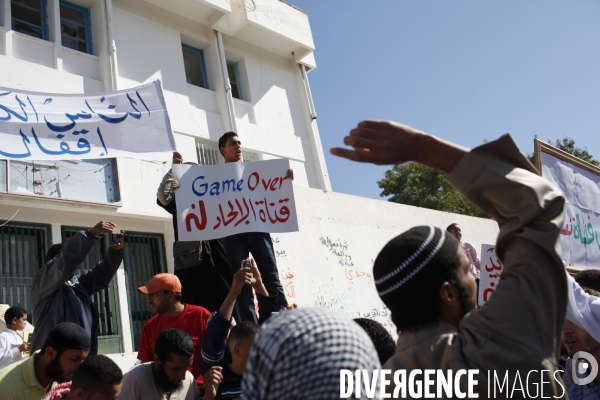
[568, 380, 600, 400]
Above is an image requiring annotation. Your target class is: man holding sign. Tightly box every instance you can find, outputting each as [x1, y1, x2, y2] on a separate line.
[169, 132, 295, 324]
[218, 132, 291, 324]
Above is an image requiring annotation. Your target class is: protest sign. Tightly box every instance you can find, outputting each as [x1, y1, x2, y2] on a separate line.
[536, 139, 600, 269]
[478, 244, 502, 306]
[173, 159, 299, 241]
[0, 80, 175, 160]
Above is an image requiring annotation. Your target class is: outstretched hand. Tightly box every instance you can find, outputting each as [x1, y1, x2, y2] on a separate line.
[246, 258, 268, 296]
[172, 151, 183, 164]
[330, 120, 425, 165]
[330, 120, 467, 173]
[90, 221, 116, 237]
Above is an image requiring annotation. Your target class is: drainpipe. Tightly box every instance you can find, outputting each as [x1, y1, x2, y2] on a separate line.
[105, 0, 119, 91]
[215, 30, 237, 133]
[300, 64, 317, 120]
[299, 63, 331, 191]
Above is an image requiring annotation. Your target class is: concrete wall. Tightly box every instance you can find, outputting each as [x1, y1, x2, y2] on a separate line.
[0, 0, 499, 361]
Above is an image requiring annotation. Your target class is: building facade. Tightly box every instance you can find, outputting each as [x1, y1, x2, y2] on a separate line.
[0, 0, 330, 354]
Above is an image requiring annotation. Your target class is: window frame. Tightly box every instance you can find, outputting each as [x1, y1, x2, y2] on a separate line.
[196, 138, 259, 165]
[0, 159, 123, 207]
[182, 44, 209, 90]
[226, 60, 243, 100]
[59, 0, 93, 55]
[10, 0, 49, 41]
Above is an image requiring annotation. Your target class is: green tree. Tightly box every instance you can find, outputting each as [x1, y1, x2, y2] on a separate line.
[378, 162, 488, 218]
[379, 136, 596, 218]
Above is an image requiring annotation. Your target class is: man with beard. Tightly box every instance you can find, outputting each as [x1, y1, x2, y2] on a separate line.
[42, 355, 123, 400]
[0, 322, 90, 400]
[118, 328, 200, 400]
[332, 120, 567, 397]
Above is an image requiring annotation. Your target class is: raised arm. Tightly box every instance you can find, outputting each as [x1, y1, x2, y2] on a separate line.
[201, 268, 252, 374]
[332, 120, 567, 358]
[32, 221, 116, 302]
[330, 120, 468, 173]
[78, 231, 125, 296]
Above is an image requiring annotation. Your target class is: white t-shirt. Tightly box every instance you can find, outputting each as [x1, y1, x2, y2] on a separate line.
[0, 329, 26, 370]
[117, 362, 200, 400]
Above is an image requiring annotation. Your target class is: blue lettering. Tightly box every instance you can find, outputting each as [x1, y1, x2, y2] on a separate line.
[210, 182, 221, 196]
[192, 176, 208, 196]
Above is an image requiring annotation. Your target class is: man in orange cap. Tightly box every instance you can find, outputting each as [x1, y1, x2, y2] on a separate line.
[136, 273, 210, 389]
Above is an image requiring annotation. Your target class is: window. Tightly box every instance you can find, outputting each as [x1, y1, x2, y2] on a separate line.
[196, 139, 258, 165]
[182, 44, 208, 89]
[226, 60, 243, 100]
[0, 222, 50, 325]
[59, 0, 92, 54]
[10, 0, 48, 40]
[0, 159, 121, 204]
[121, 231, 167, 350]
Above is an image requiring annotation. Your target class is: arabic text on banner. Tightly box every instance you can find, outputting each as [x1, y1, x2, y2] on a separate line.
[173, 159, 299, 241]
[0, 80, 175, 160]
[478, 244, 502, 306]
[541, 152, 600, 269]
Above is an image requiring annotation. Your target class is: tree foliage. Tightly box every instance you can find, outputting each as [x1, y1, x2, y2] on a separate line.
[379, 136, 596, 219]
[378, 162, 488, 218]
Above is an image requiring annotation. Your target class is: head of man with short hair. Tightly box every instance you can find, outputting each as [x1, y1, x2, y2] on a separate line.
[45, 243, 65, 263]
[218, 131, 242, 163]
[353, 318, 396, 365]
[575, 269, 600, 293]
[4, 306, 28, 331]
[65, 355, 123, 400]
[446, 223, 462, 242]
[227, 321, 259, 375]
[137, 273, 184, 316]
[152, 328, 195, 394]
[38, 322, 91, 385]
[373, 226, 477, 332]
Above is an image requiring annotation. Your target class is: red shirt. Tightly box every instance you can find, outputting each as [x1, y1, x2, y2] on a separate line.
[137, 304, 210, 387]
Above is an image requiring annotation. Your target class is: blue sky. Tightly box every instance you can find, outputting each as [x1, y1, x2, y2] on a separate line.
[291, 0, 600, 200]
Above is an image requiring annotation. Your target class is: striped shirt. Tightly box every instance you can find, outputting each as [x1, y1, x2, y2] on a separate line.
[201, 311, 242, 399]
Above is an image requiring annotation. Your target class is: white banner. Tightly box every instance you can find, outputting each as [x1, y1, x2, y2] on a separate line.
[478, 244, 502, 306]
[541, 152, 600, 268]
[173, 159, 299, 241]
[0, 80, 175, 160]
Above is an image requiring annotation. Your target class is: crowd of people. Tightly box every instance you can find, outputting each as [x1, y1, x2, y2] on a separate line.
[0, 124, 599, 399]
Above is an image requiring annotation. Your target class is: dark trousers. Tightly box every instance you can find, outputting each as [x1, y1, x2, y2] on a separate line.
[222, 232, 287, 324]
[175, 239, 236, 319]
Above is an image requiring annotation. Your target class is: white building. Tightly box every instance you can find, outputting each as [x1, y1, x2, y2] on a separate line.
[0, 0, 330, 354]
[0, 0, 500, 362]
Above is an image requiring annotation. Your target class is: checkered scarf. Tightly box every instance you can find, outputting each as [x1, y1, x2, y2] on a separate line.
[242, 307, 381, 400]
[43, 382, 71, 400]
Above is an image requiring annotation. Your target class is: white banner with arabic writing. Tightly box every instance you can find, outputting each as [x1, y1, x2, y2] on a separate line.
[478, 244, 502, 306]
[173, 159, 299, 241]
[541, 152, 600, 269]
[0, 80, 175, 160]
